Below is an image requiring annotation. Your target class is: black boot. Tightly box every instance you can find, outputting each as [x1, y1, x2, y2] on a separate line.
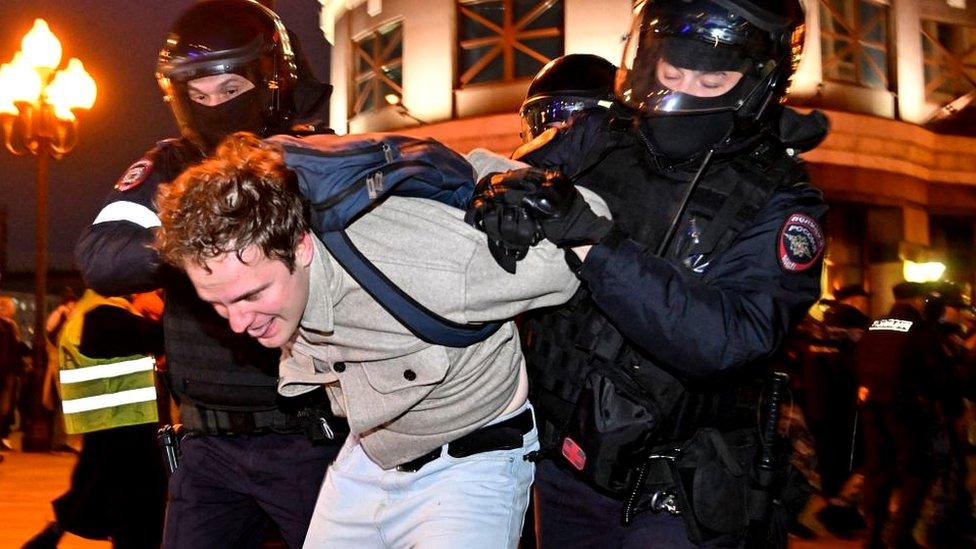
[22, 521, 63, 549]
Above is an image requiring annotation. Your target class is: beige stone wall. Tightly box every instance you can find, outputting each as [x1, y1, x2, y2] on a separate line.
[804, 109, 976, 187]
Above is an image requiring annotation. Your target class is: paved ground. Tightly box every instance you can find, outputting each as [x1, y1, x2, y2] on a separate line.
[0, 448, 106, 548]
[0, 440, 864, 549]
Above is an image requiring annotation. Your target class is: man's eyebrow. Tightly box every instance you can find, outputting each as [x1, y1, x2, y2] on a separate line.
[228, 282, 271, 303]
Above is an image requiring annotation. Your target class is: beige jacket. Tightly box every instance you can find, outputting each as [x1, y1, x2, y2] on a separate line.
[279, 158, 609, 469]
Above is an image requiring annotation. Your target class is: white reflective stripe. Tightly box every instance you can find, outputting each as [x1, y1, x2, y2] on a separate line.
[92, 201, 161, 228]
[61, 387, 158, 414]
[59, 356, 155, 384]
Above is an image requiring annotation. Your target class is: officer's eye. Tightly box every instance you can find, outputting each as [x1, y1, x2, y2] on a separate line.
[191, 93, 208, 103]
[660, 68, 682, 82]
[700, 73, 729, 89]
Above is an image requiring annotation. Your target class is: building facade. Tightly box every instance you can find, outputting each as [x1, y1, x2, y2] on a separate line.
[319, 0, 976, 315]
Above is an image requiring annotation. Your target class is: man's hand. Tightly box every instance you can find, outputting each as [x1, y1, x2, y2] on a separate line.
[465, 169, 547, 273]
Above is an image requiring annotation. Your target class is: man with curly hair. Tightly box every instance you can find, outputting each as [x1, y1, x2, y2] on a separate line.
[155, 132, 609, 549]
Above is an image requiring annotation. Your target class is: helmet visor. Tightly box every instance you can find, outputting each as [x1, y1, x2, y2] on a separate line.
[519, 96, 609, 142]
[617, 0, 778, 116]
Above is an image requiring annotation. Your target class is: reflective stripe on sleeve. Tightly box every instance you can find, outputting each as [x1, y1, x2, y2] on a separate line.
[59, 356, 155, 384]
[61, 386, 158, 414]
[92, 201, 161, 228]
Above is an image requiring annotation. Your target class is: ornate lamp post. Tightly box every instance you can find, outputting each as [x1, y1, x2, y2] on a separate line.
[0, 19, 96, 448]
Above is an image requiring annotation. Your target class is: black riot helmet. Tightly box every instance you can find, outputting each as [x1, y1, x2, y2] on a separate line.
[618, 0, 805, 133]
[519, 54, 618, 142]
[156, 0, 299, 151]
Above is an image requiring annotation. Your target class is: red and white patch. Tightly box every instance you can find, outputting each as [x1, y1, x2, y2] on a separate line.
[778, 213, 824, 272]
[114, 158, 153, 191]
[561, 437, 587, 471]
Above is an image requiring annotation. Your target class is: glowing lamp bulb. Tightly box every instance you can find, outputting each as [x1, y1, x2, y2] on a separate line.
[21, 19, 62, 70]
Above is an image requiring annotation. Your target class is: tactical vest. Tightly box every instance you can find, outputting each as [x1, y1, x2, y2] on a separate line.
[523, 119, 807, 494]
[58, 290, 158, 434]
[151, 141, 335, 435]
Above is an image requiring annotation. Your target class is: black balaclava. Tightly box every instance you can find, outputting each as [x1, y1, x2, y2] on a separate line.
[641, 111, 734, 162]
[186, 88, 266, 152]
[639, 38, 756, 162]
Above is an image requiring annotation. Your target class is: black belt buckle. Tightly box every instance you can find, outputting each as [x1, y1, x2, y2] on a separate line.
[396, 447, 442, 473]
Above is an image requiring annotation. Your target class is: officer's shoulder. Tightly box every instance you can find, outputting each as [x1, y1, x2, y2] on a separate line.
[113, 138, 192, 193]
[513, 128, 560, 161]
[513, 108, 620, 161]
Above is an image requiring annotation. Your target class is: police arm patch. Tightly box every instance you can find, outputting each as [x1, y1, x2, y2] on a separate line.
[777, 213, 824, 272]
[114, 158, 153, 191]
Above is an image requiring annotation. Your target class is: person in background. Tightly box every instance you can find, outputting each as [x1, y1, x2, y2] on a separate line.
[0, 295, 29, 453]
[45, 288, 79, 454]
[855, 281, 946, 549]
[73, 2, 344, 547]
[23, 290, 168, 549]
[922, 282, 976, 547]
[805, 284, 871, 538]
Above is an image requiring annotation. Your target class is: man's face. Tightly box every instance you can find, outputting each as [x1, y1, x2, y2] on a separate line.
[187, 73, 256, 107]
[655, 58, 743, 97]
[185, 233, 314, 348]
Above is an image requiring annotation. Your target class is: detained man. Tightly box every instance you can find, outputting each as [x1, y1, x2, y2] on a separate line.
[152, 132, 609, 548]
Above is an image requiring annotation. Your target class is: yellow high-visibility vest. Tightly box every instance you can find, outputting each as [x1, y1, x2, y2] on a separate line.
[57, 290, 158, 434]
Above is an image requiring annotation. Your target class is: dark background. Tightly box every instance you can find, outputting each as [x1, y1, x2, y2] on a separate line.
[0, 0, 331, 275]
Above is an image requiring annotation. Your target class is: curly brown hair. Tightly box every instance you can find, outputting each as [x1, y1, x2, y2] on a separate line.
[155, 132, 309, 272]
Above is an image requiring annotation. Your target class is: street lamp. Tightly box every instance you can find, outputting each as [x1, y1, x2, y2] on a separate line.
[0, 18, 96, 432]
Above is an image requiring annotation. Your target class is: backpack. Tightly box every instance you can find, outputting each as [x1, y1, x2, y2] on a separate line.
[269, 133, 502, 347]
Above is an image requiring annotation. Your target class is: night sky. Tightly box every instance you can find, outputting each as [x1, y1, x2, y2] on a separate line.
[0, 0, 331, 273]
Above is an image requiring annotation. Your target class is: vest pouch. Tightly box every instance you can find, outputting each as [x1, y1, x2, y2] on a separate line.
[179, 375, 280, 409]
[668, 428, 753, 543]
[559, 366, 662, 495]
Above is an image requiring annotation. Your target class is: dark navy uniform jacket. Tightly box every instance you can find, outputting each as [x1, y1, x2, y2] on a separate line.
[75, 139, 194, 295]
[855, 303, 946, 408]
[518, 108, 828, 381]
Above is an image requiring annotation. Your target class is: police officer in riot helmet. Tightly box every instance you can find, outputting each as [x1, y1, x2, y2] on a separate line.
[519, 54, 618, 143]
[75, 2, 345, 547]
[156, 0, 332, 153]
[466, 0, 827, 546]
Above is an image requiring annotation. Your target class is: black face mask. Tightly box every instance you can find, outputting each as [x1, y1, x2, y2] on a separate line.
[187, 89, 266, 152]
[640, 111, 734, 162]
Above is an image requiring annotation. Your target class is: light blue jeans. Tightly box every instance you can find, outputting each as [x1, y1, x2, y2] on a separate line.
[302, 402, 538, 548]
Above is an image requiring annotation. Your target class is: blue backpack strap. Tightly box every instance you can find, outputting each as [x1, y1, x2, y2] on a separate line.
[319, 230, 502, 347]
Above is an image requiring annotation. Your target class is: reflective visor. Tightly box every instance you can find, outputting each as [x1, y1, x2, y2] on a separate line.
[617, 0, 778, 116]
[519, 96, 606, 142]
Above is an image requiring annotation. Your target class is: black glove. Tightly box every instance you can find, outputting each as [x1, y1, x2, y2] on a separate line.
[465, 169, 547, 273]
[521, 171, 613, 247]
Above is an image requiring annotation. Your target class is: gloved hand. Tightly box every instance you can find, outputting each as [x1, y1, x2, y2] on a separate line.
[465, 169, 547, 273]
[466, 167, 612, 271]
[521, 170, 613, 247]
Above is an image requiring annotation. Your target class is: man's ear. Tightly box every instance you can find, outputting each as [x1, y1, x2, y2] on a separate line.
[296, 231, 315, 268]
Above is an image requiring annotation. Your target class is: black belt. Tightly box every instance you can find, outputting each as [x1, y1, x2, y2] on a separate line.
[396, 407, 534, 473]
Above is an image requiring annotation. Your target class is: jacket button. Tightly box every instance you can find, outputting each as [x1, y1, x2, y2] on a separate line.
[333, 362, 346, 373]
[403, 369, 416, 381]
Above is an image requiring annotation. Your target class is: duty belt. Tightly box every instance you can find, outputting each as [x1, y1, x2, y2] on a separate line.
[180, 403, 302, 435]
[396, 407, 534, 472]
